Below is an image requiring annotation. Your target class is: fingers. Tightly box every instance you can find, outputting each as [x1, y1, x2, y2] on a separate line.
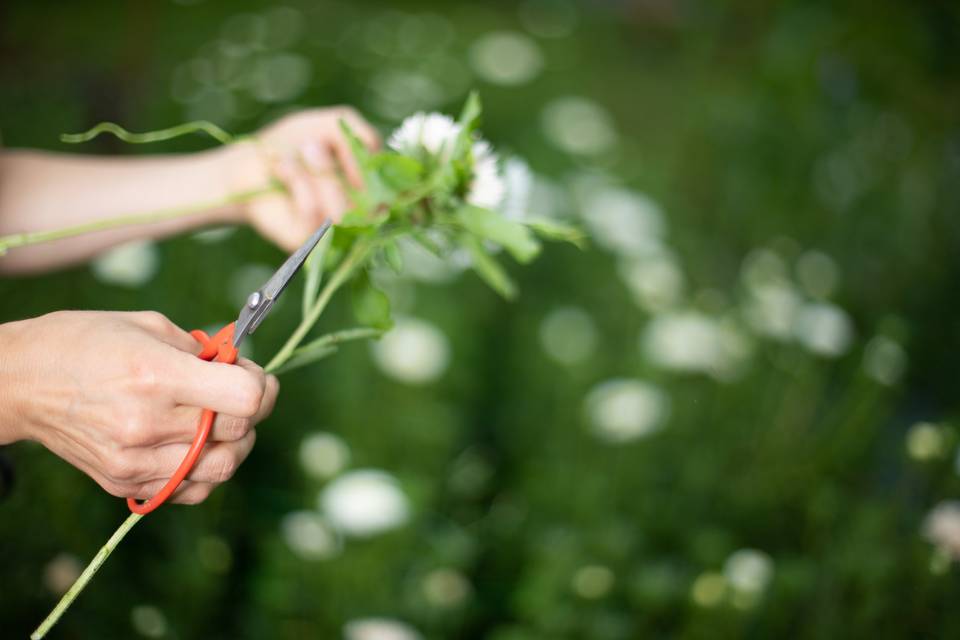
[301, 142, 350, 223]
[164, 369, 278, 444]
[170, 354, 268, 418]
[128, 311, 202, 354]
[139, 429, 257, 485]
[128, 478, 218, 505]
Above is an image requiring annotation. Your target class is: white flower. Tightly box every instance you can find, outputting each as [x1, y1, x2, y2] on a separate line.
[131, 605, 167, 639]
[371, 316, 450, 384]
[387, 112, 460, 158]
[280, 510, 340, 560]
[319, 469, 410, 537]
[863, 335, 907, 386]
[91, 241, 159, 287]
[906, 422, 947, 461]
[924, 501, 960, 560]
[469, 31, 543, 86]
[723, 549, 774, 596]
[641, 311, 751, 380]
[539, 306, 597, 365]
[43, 553, 81, 596]
[578, 186, 665, 257]
[388, 112, 506, 209]
[298, 432, 350, 480]
[422, 568, 472, 607]
[344, 618, 423, 640]
[584, 379, 669, 443]
[467, 140, 505, 208]
[794, 302, 854, 357]
[572, 565, 615, 599]
[500, 157, 534, 221]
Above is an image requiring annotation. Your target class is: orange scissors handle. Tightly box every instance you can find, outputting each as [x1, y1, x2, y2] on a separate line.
[126, 322, 239, 516]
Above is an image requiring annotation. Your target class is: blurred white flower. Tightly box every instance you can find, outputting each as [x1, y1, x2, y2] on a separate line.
[572, 564, 614, 599]
[723, 549, 774, 601]
[248, 52, 311, 103]
[906, 422, 948, 461]
[131, 605, 167, 638]
[320, 469, 410, 537]
[388, 113, 505, 210]
[541, 96, 617, 156]
[539, 306, 598, 365]
[467, 140, 505, 209]
[641, 311, 751, 380]
[43, 553, 81, 596]
[584, 379, 669, 443]
[794, 302, 854, 357]
[470, 31, 543, 86]
[863, 335, 907, 386]
[579, 187, 665, 257]
[618, 253, 684, 312]
[690, 571, 727, 608]
[422, 568, 472, 607]
[742, 282, 802, 341]
[371, 316, 450, 384]
[299, 432, 350, 480]
[280, 510, 340, 560]
[924, 501, 960, 561]
[795, 250, 839, 299]
[345, 618, 423, 640]
[388, 112, 460, 158]
[500, 157, 534, 221]
[91, 241, 159, 287]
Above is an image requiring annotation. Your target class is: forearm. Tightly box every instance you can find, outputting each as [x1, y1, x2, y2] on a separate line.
[0, 147, 250, 274]
[0, 318, 30, 444]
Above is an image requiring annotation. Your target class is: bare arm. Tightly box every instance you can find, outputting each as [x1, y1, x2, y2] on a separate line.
[0, 148, 244, 274]
[0, 105, 380, 274]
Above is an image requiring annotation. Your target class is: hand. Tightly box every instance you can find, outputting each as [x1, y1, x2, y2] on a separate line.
[0, 311, 278, 504]
[223, 106, 381, 251]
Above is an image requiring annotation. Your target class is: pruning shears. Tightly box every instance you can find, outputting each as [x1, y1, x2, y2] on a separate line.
[127, 220, 332, 515]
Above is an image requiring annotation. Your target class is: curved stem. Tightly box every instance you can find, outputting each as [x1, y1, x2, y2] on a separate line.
[265, 237, 373, 373]
[31, 513, 144, 639]
[0, 183, 282, 256]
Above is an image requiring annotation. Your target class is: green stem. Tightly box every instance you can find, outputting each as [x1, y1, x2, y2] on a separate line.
[60, 120, 240, 146]
[265, 237, 374, 373]
[0, 183, 282, 256]
[31, 513, 144, 640]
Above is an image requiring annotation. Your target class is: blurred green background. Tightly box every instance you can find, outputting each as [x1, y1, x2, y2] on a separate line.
[2, 0, 960, 638]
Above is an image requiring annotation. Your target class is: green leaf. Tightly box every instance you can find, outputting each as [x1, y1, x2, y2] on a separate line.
[382, 240, 404, 274]
[456, 205, 541, 263]
[273, 327, 384, 375]
[525, 218, 588, 249]
[457, 91, 482, 132]
[461, 234, 517, 299]
[351, 271, 394, 330]
[373, 153, 424, 192]
[302, 226, 332, 318]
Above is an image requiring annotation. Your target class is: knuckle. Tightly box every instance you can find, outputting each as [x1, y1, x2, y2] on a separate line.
[237, 375, 265, 417]
[116, 413, 150, 447]
[106, 454, 140, 482]
[127, 359, 163, 395]
[137, 311, 172, 333]
[209, 452, 239, 483]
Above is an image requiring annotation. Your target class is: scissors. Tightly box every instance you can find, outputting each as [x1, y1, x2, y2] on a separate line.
[127, 220, 332, 515]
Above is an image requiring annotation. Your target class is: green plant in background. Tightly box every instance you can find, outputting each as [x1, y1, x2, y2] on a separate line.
[22, 92, 582, 638]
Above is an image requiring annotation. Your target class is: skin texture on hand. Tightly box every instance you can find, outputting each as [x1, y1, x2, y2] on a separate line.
[0, 311, 278, 504]
[221, 106, 381, 251]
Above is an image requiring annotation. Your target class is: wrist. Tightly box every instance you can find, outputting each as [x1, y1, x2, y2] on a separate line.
[0, 319, 32, 444]
[215, 140, 276, 225]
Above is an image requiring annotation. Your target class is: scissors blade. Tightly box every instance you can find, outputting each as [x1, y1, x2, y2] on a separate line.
[233, 220, 332, 348]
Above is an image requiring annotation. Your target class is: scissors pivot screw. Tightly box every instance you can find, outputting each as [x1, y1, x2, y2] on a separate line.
[247, 292, 262, 309]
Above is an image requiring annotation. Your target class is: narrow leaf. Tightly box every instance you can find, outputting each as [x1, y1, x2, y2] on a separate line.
[302, 226, 332, 318]
[461, 234, 517, 299]
[525, 218, 588, 249]
[351, 271, 394, 330]
[272, 327, 384, 375]
[457, 205, 541, 263]
[382, 240, 404, 274]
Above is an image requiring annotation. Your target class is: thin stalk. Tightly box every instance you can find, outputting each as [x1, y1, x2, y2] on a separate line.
[32, 236, 372, 639]
[265, 237, 373, 373]
[0, 183, 282, 255]
[31, 513, 143, 639]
